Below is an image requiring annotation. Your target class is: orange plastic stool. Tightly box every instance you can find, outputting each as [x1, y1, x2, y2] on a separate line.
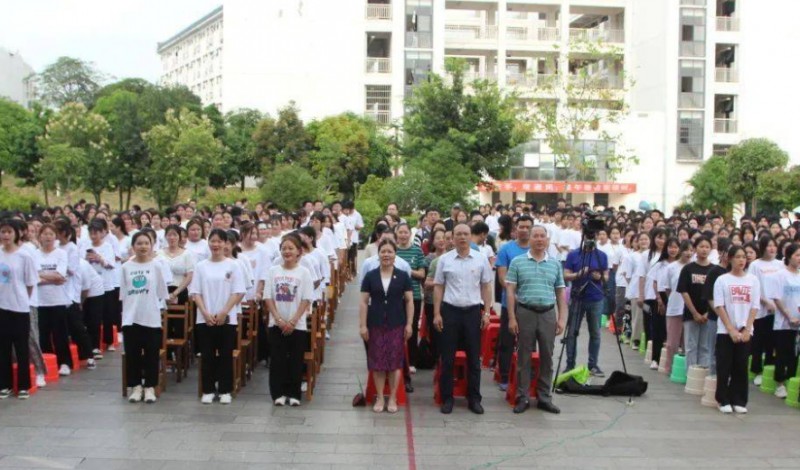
[12, 363, 38, 394]
[43, 353, 59, 382]
[365, 371, 407, 406]
[608, 315, 617, 334]
[69, 343, 80, 371]
[481, 323, 500, 368]
[434, 350, 468, 404]
[506, 351, 540, 406]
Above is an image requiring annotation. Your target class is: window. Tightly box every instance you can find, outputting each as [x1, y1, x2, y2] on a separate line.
[677, 111, 704, 160]
[682, 25, 694, 41]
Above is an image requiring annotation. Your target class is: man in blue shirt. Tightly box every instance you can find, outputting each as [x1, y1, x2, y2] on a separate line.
[564, 238, 609, 376]
[494, 215, 533, 389]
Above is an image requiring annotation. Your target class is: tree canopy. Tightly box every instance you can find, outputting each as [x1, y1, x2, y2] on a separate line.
[727, 138, 789, 215]
[31, 56, 107, 108]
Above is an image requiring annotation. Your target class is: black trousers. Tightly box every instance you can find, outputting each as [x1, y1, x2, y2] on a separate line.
[83, 295, 103, 350]
[38, 305, 72, 368]
[751, 315, 775, 374]
[496, 306, 515, 383]
[646, 299, 667, 364]
[268, 326, 308, 400]
[67, 303, 92, 360]
[123, 323, 162, 388]
[773, 329, 799, 383]
[0, 309, 30, 391]
[407, 299, 422, 367]
[716, 334, 751, 407]
[101, 289, 119, 346]
[197, 323, 236, 394]
[439, 303, 482, 403]
[166, 286, 189, 339]
[424, 302, 439, 363]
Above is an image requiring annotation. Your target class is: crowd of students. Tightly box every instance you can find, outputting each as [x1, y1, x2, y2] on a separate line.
[2, 195, 799, 416]
[0, 198, 361, 404]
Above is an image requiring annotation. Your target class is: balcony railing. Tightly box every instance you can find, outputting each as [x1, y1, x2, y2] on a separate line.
[506, 26, 560, 42]
[716, 16, 740, 32]
[507, 72, 558, 88]
[569, 28, 625, 43]
[715, 67, 738, 83]
[679, 92, 704, 108]
[365, 58, 391, 74]
[365, 110, 391, 125]
[462, 70, 497, 83]
[445, 24, 498, 42]
[714, 118, 738, 133]
[569, 74, 624, 90]
[366, 4, 391, 20]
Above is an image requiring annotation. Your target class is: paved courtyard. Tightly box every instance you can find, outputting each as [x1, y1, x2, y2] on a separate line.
[2, 276, 800, 470]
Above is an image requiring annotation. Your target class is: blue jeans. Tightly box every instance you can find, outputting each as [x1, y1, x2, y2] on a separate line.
[566, 299, 603, 370]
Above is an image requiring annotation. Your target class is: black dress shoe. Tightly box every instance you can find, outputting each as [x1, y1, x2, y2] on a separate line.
[440, 398, 454, 414]
[537, 401, 561, 414]
[468, 401, 484, 415]
[405, 382, 414, 393]
[513, 398, 530, 414]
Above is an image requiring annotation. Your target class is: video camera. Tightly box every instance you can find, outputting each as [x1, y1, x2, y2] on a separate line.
[581, 210, 606, 249]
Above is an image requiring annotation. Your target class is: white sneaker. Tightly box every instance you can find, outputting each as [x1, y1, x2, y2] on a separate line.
[719, 404, 733, 414]
[107, 345, 116, 352]
[325, 331, 331, 340]
[301, 381, 308, 392]
[733, 405, 748, 414]
[92, 348, 103, 360]
[649, 361, 658, 370]
[288, 398, 301, 407]
[201, 393, 215, 404]
[754, 374, 762, 386]
[86, 359, 96, 370]
[35, 374, 46, 388]
[409, 366, 417, 375]
[144, 387, 157, 404]
[219, 393, 232, 405]
[775, 385, 788, 399]
[274, 396, 287, 406]
[128, 385, 143, 403]
[58, 364, 71, 376]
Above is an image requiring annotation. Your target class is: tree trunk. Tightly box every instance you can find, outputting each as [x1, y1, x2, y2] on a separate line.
[43, 186, 49, 206]
[126, 189, 133, 211]
[241, 177, 246, 191]
[118, 188, 124, 212]
[93, 192, 101, 206]
[751, 196, 758, 217]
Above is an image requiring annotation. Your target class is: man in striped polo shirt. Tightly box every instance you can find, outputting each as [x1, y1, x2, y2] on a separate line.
[506, 225, 567, 414]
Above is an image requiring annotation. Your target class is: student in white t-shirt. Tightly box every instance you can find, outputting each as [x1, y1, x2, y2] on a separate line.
[78, 257, 105, 360]
[662, 240, 693, 374]
[185, 218, 211, 264]
[55, 220, 94, 370]
[120, 232, 169, 404]
[190, 229, 246, 405]
[0, 219, 38, 399]
[264, 234, 314, 407]
[746, 235, 783, 386]
[713, 245, 760, 414]
[84, 220, 120, 352]
[767, 243, 800, 399]
[35, 224, 73, 376]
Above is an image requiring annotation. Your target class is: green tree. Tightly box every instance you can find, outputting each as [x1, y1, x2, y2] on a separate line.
[756, 166, 800, 214]
[144, 109, 222, 208]
[383, 140, 477, 214]
[94, 78, 152, 100]
[0, 98, 40, 185]
[260, 164, 323, 211]
[12, 103, 51, 186]
[727, 138, 789, 215]
[530, 41, 637, 183]
[219, 108, 263, 190]
[687, 154, 735, 217]
[403, 59, 530, 179]
[39, 103, 112, 204]
[31, 56, 107, 108]
[253, 102, 312, 171]
[37, 143, 85, 205]
[138, 85, 203, 129]
[93, 89, 149, 210]
[306, 113, 392, 197]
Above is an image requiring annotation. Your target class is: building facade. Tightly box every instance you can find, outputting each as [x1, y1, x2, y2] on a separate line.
[0, 47, 36, 108]
[161, 0, 800, 211]
[157, 5, 223, 108]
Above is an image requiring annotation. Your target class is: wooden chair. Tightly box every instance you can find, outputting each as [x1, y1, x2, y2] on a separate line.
[302, 306, 319, 401]
[121, 314, 168, 397]
[315, 301, 326, 374]
[238, 302, 253, 384]
[165, 301, 193, 382]
[196, 321, 243, 398]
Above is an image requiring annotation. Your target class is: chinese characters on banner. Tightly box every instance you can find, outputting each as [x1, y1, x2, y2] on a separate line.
[479, 181, 637, 194]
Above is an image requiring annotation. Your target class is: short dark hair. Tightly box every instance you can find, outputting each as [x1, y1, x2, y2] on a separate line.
[516, 215, 534, 226]
[471, 221, 490, 236]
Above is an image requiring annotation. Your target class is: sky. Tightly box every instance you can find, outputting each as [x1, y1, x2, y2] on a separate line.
[0, 0, 221, 83]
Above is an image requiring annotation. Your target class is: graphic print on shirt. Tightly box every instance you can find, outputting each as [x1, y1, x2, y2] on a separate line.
[691, 273, 707, 285]
[275, 276, 298, 302]
[127, 269, 150, 296]
[0, 263, 10, 284]
[730, 284, 751, 304]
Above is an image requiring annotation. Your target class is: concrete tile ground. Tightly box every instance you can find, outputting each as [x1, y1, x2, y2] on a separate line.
[2, 274, 799, 470]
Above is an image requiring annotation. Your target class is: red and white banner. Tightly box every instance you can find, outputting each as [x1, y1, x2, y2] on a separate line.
[478, 180, 637, 194]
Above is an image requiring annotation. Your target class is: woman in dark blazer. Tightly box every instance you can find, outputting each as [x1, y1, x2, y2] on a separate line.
[359, 239, 414, 413]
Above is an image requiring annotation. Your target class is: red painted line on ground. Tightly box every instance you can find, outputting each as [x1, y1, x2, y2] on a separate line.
[404, 399, 417, 470]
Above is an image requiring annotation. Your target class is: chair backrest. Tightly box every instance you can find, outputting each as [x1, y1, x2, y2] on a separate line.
[166, 302, 191, 341]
